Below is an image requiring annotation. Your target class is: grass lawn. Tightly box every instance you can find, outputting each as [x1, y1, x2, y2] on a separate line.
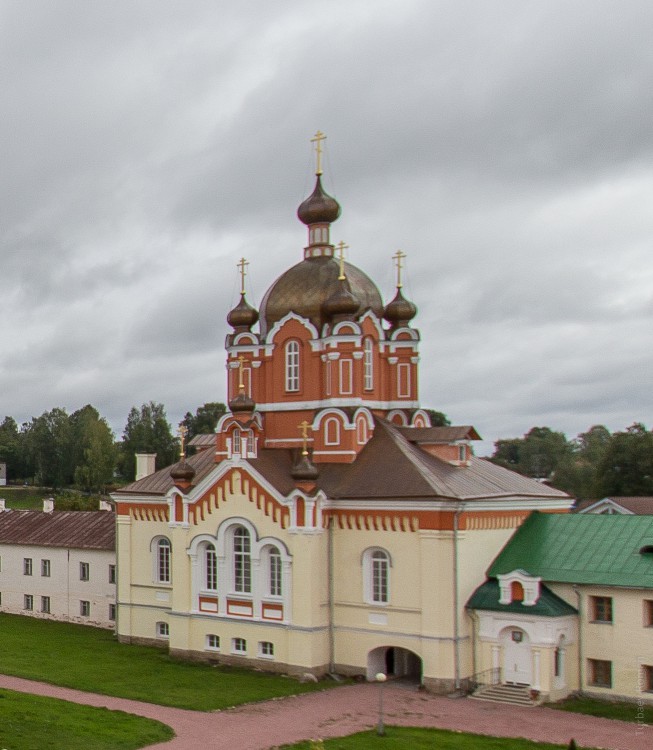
[549, 695, 653, 724]
[0, 613, 333, 711]
[0, 688, 173, 750]
[282, 727, 598, 750]
[0, 487, 47, 509]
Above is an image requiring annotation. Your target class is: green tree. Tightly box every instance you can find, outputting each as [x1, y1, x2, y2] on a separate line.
[23, 408, 73, 488]
[552, 425, 611, 498]
[71, 405, 116, 492]
[491, 427, 571, 480]
[595, 423, 653, 496]
[120, 402, 178, 481]
[181, 402, 226, 441]
[0, 416, 22, 481]
[424, 409, 451, 427]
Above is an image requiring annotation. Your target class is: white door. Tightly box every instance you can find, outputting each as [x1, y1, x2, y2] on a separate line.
[502, 628, 531, 685]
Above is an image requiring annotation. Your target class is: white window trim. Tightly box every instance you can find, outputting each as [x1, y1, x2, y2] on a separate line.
[151, 536, 172, 585]
[339, 358, 353, 395]
[285, 340, 300, 392]
[324, 417, 341, 446]
[363, 338, 374, 390]
[362, 547, 392, 605]
[397, 362, 411, 398]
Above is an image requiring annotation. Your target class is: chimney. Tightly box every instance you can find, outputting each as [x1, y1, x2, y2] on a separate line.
[99, 499, 112, 512]
[43, 498, 54, 513]
[135, 453, 157, 481]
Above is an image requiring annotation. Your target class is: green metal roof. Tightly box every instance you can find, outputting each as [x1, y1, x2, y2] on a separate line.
[488, 512, 653, 588]
[466, 579, 577, 617]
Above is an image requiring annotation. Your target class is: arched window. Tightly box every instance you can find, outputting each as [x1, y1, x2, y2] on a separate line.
[233, 525, 251, 593]
[155, 538, 171, 584]
[324, 417, 340, 446]
[364, 337, 374, 390]
[285, 340, 300, 392]
[363, 547, 391, 605]
[511, 581, 524, 602]
[232, 428, 241, 455]
[204, 543, 217, 591]
[267, 546, 282, 597]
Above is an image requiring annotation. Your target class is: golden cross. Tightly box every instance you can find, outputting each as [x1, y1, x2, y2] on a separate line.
[178, 424, 188, 459]
[237, 257, 249, 295]
[393, 250, 407, 288]
[336, 240, 349, 280]
[298, 420, 311, 455]
[237, 355, 248, 391]
[310, 130, 326, 176]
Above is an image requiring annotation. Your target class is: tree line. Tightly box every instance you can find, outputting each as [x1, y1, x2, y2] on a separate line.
[0, 401, 226, 492]
[0, 401, 649, 499]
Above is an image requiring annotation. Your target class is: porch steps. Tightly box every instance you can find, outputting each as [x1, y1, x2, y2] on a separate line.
[470, 683, 534, 706]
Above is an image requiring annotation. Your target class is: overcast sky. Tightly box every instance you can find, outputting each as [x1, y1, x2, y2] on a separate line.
[1, 1, 651, 455]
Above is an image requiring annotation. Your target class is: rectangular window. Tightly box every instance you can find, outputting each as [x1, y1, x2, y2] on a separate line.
[109, 603, 116, 621]
[643, 665, 653, 693]
[206, 634, 220, 651]
[24, 558, 32, 576]
[644, 599, 653, 627]
[24, 594, 33, 611]
[232, 637, 247, 654]
[41, 596, 50, 614]
[109, 564, 116, 584]
[269, 550, 282, 597]
[234, 528, 251, 594]
[339, 359, 353, 395]
[397, 363, 411, 398]
[285, 342, 300, 392]
[157, 622, 169, 638]
[372, 554, 389, 604]
[80, 562, 90, 581]
[259, 641, 274, 658]
[590, 596, 613, 623]
[206, 548, 217, 591]
[80, 600, 90, 617]
[588, 658, 612, 688]
[41, 559, 51, 577]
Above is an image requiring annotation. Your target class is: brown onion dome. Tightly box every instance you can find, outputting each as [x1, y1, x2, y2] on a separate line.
[170, 459, 196, 485]
[227, 294, 259, 330]
[297, 175, 341, 225]
[383, 287, 417, 328]
[291, 453, 319, 482]
[228, 390, 256, 414]
[322, 277, 360, 319]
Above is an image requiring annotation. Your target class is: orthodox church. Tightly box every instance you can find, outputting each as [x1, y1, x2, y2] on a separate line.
[113, 137, 571, 693]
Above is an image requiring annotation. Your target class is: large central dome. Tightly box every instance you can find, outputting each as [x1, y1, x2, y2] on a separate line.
[259, 256, 383, 337]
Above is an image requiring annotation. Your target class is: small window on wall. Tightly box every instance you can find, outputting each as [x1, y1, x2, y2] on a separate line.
[41, 596, 50, 614]
[156, 622, 169, 639]
[232, 637, 247, 654]
[109, 564, 116, 584]
[80, 562, 90, 581]
[644, 599, 653, 627]
[363, 338, 374, 390]
[80, 600, 90, 617]
[41, 559, 51, 577]
[590, 596, 613, 623]
[285, 340, 300, 392]
[156, 538, 171, 584]
[109, 604, 116, 621]
[206, 634, 220, 651]
[24, 558, 32, 576]
[259, 641, 274, 658]
[24, 594, 33, 611]
[205, 543, 218, 591]
[588, 658, 612, 688]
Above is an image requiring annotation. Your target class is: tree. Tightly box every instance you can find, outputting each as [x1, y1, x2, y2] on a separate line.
[595, 423, 653, 496]
[424, 409, 451, 427]
[120, 402, 178, 481]
[0, 416, 21, 481]
[552, 425, 611, 498]
[23, 408, 73, 488]
[181, 402, 226, 442]
[70, 405, 116, 492]
[491, 427, 571, 481]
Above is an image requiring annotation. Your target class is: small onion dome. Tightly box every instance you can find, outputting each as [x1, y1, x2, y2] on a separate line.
[291, 453, 319, 482]
[322, 277, 360, 319]
[170, 459, 195, 485]
[383, 287, 417, 328]
[227, 294, 259, 330]
[297, 175, 341, 225]
[228, 390, 256, 414]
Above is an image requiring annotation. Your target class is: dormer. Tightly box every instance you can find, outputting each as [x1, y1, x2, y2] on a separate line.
[398, 425, 481, 466]
[497, 569, 542, 606]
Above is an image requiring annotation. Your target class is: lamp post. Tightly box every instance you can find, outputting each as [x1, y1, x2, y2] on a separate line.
[375, 672, 387, 736]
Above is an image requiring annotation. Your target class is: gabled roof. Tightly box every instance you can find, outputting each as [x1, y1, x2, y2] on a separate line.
[488, 512, 653, 588]
[466, 579, 577, 617]
[575, 496, 653, 515]
[397, 425, 481, 443]
[117, 446, 216, 495]
[0, 511, 115, 550]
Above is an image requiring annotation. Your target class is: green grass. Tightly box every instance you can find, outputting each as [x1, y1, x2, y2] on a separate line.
[550, 695, 653, 724]
[0, 613, 332, 710]
[0, 688, 173, 750]
[0, 487, 47, 509]
[282, 727, 598, 750]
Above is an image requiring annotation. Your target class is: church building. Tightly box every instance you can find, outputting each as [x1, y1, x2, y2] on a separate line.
[112, 136, 571, 693]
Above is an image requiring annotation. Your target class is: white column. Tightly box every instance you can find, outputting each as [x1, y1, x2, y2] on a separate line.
[533, 648, 541, 690]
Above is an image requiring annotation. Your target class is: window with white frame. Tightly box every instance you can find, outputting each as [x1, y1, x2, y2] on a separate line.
[204, 543, 217, 591]
[23, 558, 32, 576]
[156, 621, 169, 639]
[79, 562, 89, 581]
[109, 564, 116, 584]
[41, 596, 50, 614]
[233, 526, 251, 594]
[363, 337, 374, 390]
[24, 594, 33, 611]
[267, 546, 282, 597]
[285, 340, 300, 392]
[259, 641, 274, 658]
[206, 634, 220, 651]
[80, 600, 90, 617]
[155, 538, 171, 584]
[363, 547, 391, 604]
[41, 559, 51, 577]
[232, 637, 247, 654]
[232, 427, 241, 455]
[109, 603, 116, 621]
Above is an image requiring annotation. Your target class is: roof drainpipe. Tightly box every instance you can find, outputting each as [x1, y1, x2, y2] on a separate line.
[453, 503, 465, 693]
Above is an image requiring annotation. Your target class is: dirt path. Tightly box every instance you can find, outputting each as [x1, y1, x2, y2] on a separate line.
[0, 674, 650, 750]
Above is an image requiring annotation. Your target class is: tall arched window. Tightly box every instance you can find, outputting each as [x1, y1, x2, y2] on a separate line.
[285, 340, 300, 392]
[205, 543, 217, 591]
[363, 547, 391, 605]
[363, 337, 374, 390]
[233, 525, 251, 593]
[268, 546, 282, 596]
[156, 538, 171, 584]
[232, 428, 241, 455]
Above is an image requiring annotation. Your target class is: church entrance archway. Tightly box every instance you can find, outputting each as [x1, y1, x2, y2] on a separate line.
[500, 627, 532, 685]
[367, 646, 422, 683]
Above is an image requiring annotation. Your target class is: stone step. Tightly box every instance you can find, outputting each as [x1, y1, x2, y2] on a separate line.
[470, 684, 535, 706]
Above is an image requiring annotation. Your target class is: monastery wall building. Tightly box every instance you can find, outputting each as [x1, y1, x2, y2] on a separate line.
[112, 141, 572, 693]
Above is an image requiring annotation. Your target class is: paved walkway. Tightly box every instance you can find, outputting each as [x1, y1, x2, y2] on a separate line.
[0, 674, 650, 750]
